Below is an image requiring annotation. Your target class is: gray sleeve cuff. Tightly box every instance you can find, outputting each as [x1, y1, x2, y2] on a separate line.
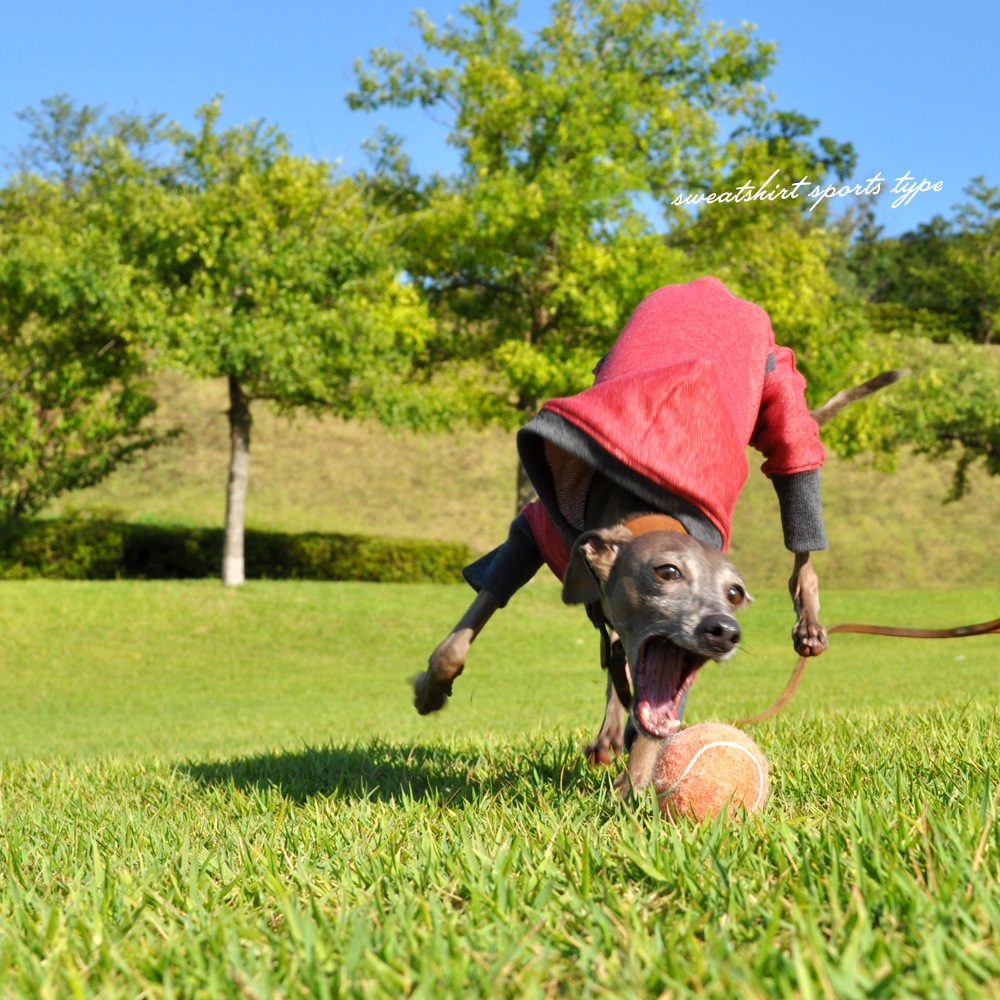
[772, 470, 828, 552]
[462, 513, 544, 607]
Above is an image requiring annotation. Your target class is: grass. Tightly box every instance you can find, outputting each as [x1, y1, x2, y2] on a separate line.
[1, 579, 997, 759]
[10, 372, 1000, 995]
[0, 580, 998, 996]
[1, 717, 998, 997]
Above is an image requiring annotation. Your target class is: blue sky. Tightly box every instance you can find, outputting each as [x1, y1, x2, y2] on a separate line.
[2, 0, 996, 236]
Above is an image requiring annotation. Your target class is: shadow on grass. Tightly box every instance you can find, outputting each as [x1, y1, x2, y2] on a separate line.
[181, 738, 594, 805]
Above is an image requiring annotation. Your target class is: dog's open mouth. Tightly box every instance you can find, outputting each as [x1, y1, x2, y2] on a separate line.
[633, 637, 706, 738]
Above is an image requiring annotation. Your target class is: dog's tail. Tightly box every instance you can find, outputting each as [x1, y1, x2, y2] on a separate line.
[809, 369, 908, 427]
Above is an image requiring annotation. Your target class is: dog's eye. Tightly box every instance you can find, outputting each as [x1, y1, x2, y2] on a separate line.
[655, 564, 682, 582]
[726, 584, 746, 606]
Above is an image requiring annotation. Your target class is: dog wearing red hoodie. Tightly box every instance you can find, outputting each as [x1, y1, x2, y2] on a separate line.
[416, 277, 832, 792]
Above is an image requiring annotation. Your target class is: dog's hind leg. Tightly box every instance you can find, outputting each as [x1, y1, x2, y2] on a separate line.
[584, 606, 631, 764]
[415, 589, 501, 714]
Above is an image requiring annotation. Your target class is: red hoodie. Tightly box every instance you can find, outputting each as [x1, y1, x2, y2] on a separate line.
[518, 276, 825, 575]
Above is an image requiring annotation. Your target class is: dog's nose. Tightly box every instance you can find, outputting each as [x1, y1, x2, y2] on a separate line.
[698, 614, 741, 654]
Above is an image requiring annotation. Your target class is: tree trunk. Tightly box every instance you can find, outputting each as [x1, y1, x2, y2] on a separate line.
[222, 375, 252, 586]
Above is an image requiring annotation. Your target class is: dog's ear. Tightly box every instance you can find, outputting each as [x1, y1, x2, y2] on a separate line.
[562, 525, 634, 605]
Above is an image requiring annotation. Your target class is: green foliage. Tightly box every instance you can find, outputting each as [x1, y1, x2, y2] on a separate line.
[669, 118, 867, 386]
[0, 170, 169, 521]
[13, 93, 168, 191]
[850, 176, 1000, 345]
[875, 339, 1000, 500]
[114, 98, 435, 420]
[844, 179, 1000, 493]
[664, 118, 909, 466]
[20, 94, 442, 581]
[351, 0, 778, 418]
[0, 515, 470, 583]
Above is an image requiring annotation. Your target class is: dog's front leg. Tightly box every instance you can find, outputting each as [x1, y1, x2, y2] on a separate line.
[415, 589, 501, 714]
[789, 552, 828, 656]
[613, 731, 662, 798]
[586, 669, 628, 765]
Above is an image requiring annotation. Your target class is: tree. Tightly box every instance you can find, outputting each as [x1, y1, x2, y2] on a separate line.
[842, 177, 1000, 492]
[939, 177, 999, 345]
[12, 93, 168, 193]
[133, 101, 433, 585]
[0, 107, 168, 522]
[877, 338, 1000, 500]
[350, 0, 778, 506]
[849, 177, 1000, 345]
[667, 113, 857, 371]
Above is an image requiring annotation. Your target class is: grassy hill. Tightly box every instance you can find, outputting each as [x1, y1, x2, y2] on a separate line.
[53, 372, 1000, 590]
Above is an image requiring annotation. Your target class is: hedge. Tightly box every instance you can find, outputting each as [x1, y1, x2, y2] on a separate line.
[0, 516, 472, 584]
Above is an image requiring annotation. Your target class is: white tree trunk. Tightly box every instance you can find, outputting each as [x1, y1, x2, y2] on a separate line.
[223, 375, 252, 586]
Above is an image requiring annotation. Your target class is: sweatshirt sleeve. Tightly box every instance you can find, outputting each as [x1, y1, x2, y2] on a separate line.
[751, 346, 826, 477]
[462, 512, 545, 607]
[751, 348, 828, 552]
[771, 470, 827, 552]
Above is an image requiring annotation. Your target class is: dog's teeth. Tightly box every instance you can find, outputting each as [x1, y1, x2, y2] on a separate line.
[637, 702, 652, 730]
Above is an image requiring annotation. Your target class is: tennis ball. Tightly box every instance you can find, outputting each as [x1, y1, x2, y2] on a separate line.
[653, 723, 769, 822]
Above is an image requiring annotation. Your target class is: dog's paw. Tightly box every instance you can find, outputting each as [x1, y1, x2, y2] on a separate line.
[584, 734, 624, 766]
[415, 640, 468, 714]
[792, 618, 829, 657]
[413, 671, 452, 714]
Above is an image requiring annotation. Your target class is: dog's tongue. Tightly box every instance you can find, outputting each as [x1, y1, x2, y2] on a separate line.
[635, 638, 698, 738]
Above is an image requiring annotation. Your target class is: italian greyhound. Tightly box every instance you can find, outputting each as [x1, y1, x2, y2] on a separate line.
[415, 485, 782, 794]
[413, 370, 902, 795]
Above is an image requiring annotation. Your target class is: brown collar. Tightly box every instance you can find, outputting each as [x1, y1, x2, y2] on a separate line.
[621, 513, 687, 537]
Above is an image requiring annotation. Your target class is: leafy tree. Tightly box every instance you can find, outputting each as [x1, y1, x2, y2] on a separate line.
[952, 177, 1000, 344]
[850, 177, 1000, 344]
[131, 101, 433, 585]
[875, 338, 1000, 500]
[8, 96, 434, 582]
[0, 109, 168, 522]
[841, 177, 1000, 494]
[668, 113, 858, 374]
[12, 93, 168, 192]
[350, 0, 779, 506]
[849, 215, 957, 337]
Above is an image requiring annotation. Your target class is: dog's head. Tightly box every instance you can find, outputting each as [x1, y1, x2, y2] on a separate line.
[562, 523, 752, 739]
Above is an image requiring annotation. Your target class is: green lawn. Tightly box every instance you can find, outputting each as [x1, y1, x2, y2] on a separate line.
[2, 579, 997, 759]
[1, 580, 998, 996]
[7, 331, 1000, 996]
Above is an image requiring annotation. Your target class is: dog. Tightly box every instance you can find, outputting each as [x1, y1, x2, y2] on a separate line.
[414, 277, 898, 793]
[561, 513, 754, 793]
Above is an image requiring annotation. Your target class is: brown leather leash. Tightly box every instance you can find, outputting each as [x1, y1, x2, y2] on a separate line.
[737, 616, 1000, 727]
